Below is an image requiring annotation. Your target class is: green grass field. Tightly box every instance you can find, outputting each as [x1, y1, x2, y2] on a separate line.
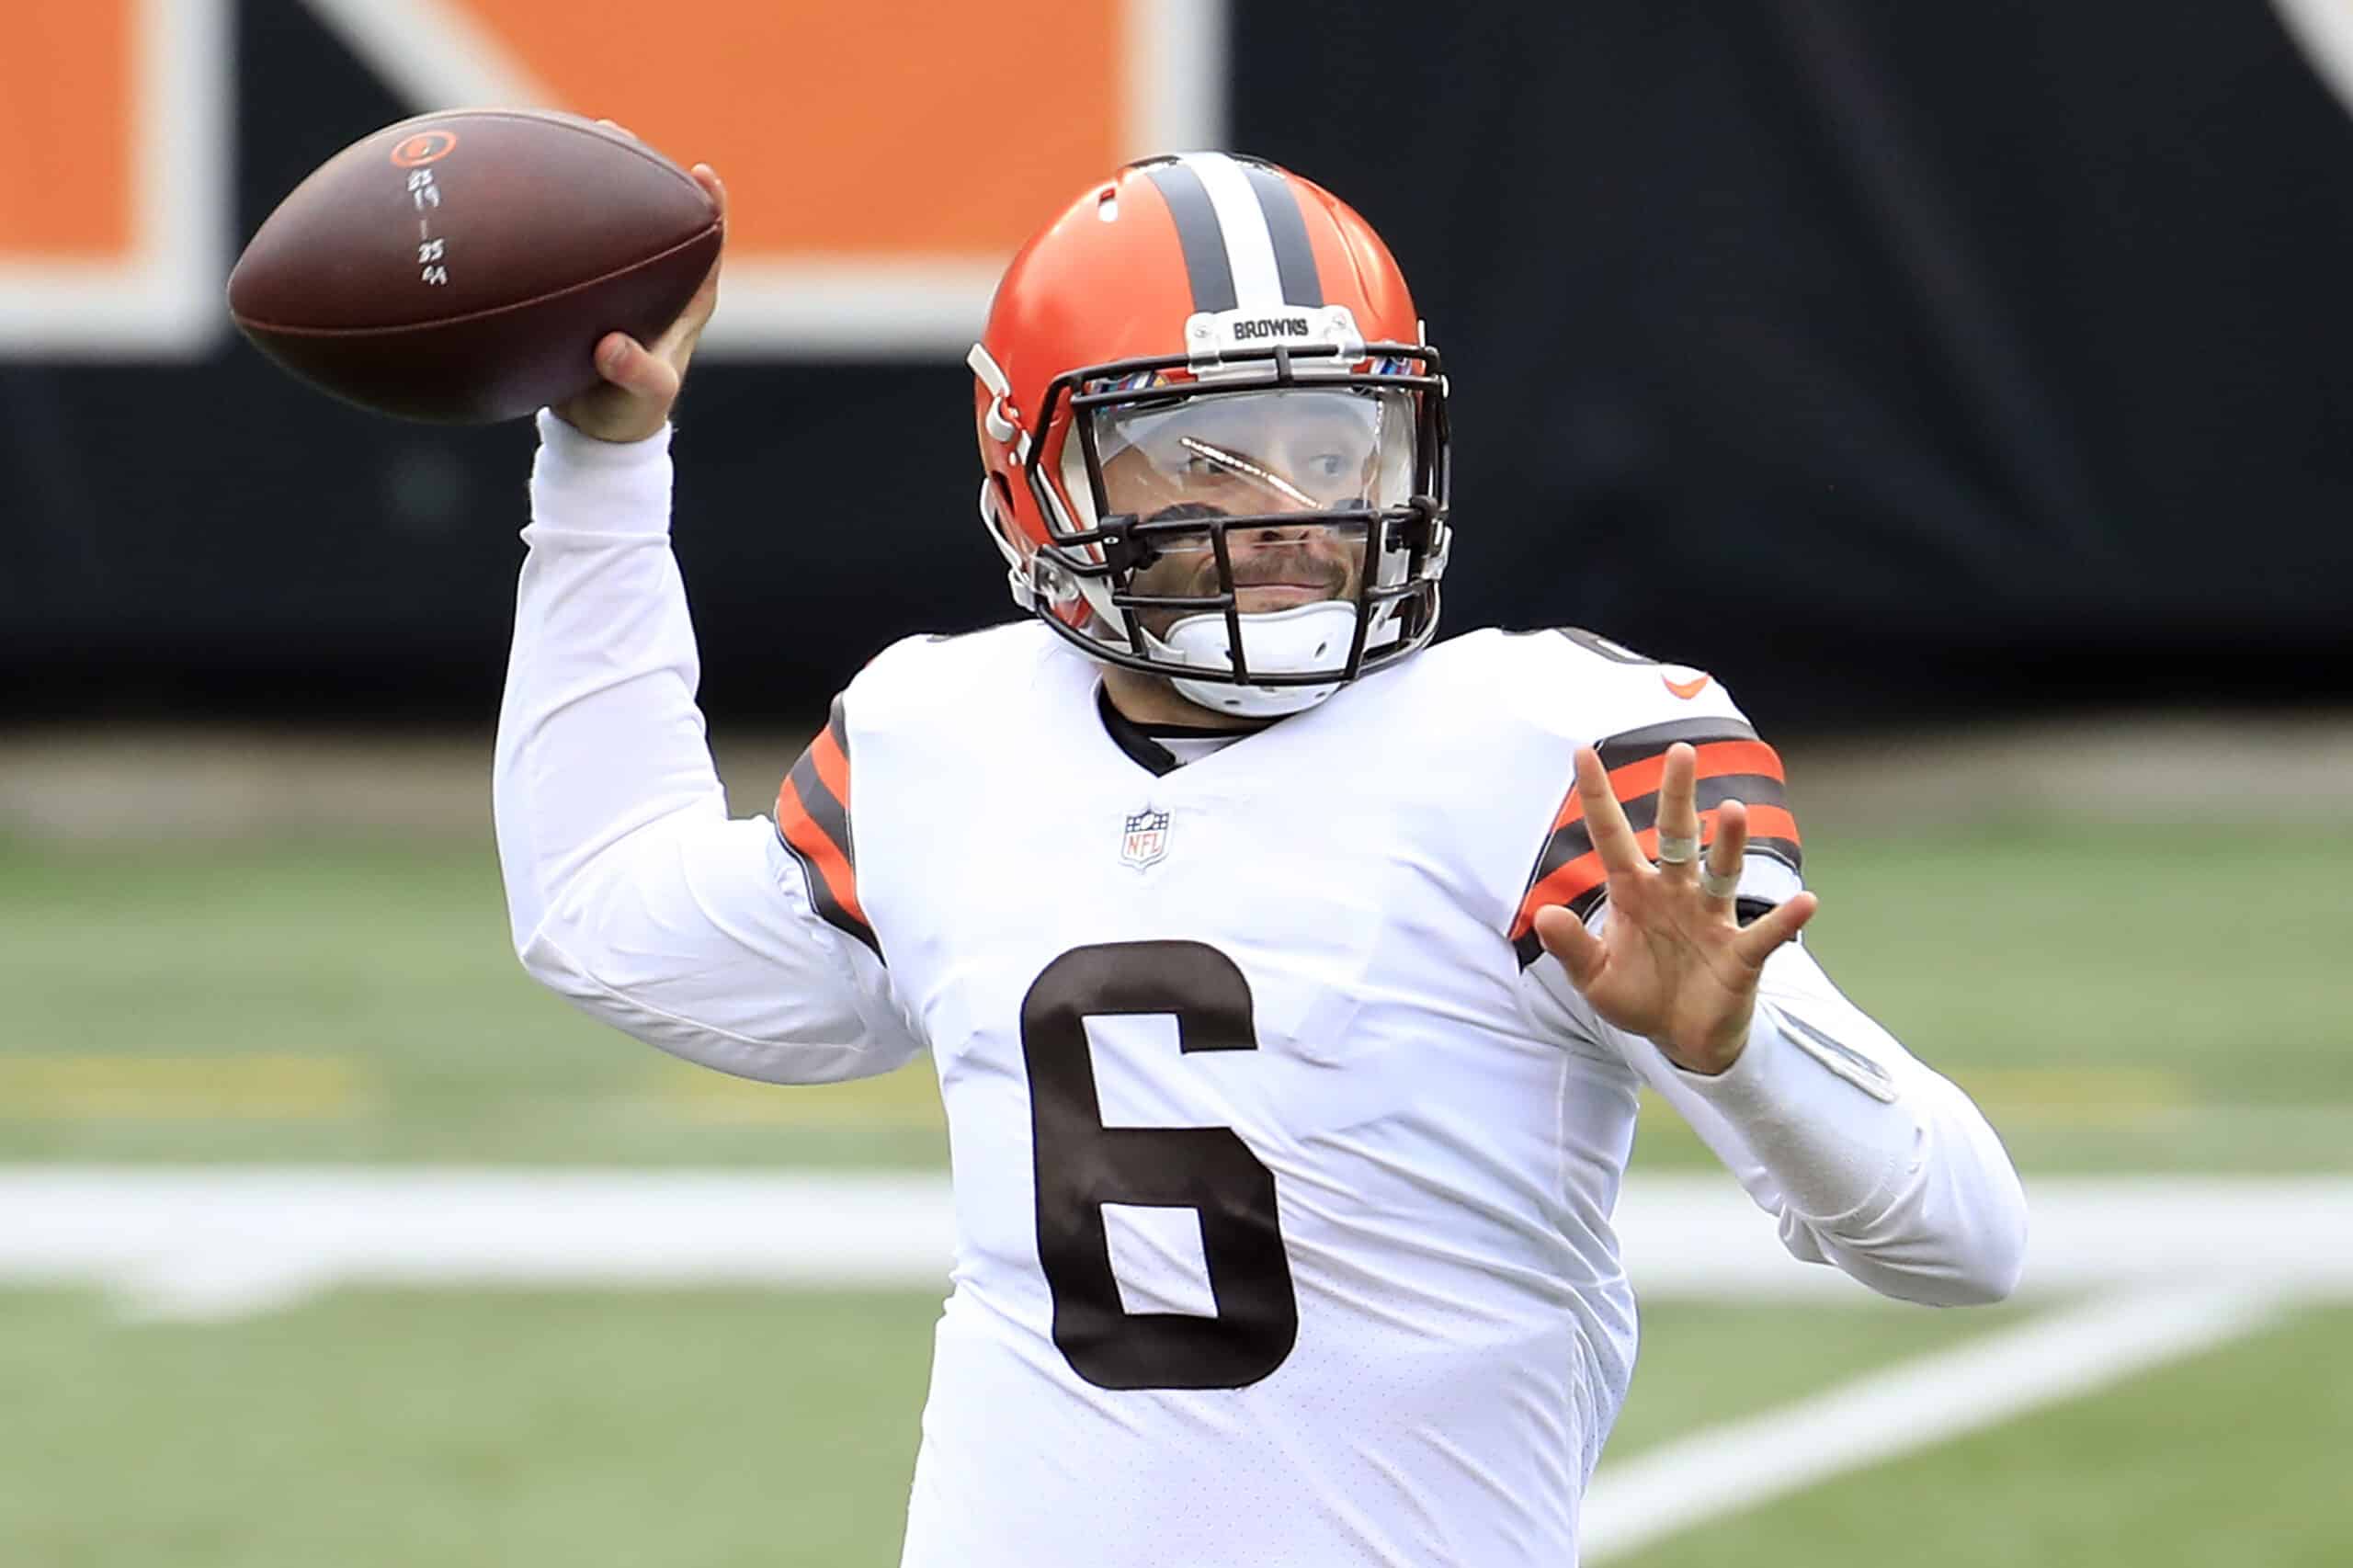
[4, 824, 2347, 1171]
[0, 1290, 2006, 1566]
[1623, 1301, 2353, 1568]
[2, 1287, 2342, 1567]
[3, 823, 2349, 1564]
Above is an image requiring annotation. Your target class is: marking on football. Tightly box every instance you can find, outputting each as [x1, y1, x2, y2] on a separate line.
[1578, 1281, 2291, 1561]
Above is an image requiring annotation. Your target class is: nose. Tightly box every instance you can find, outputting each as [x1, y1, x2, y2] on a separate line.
[1233, 518, 1318, 555]
[1244, 491, 1319, 533]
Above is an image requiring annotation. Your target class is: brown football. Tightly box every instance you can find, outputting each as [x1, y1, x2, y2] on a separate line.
[228, 108, 722, 424]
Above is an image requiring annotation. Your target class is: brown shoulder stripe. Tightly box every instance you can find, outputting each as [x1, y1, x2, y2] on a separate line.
[1510, 722, 1802, 967]
[1596, 717, 1762, 769]
[774, 698, 880, 960]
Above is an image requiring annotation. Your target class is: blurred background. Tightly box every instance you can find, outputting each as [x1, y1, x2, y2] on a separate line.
[3, 2, 2348, 1564]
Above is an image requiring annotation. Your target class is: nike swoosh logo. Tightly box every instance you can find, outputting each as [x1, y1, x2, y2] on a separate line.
[1663, 673, 1712, 699]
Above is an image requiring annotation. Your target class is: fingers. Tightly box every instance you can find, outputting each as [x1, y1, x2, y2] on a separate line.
[593, 332, 640, 383]
[1654, 743, 1701, 882]
[651, 168, 726, 364]
[584, 124, 722, 363]
[1731, 890, 1818, 967]
[1532, 904, 1608, 992]
[691, 163, 727, 223]
[1572, 746, 1650, 876]
[651, 269, 721, 367]
[1701, 796, 1748, 908]
[593, 332, 679, 400]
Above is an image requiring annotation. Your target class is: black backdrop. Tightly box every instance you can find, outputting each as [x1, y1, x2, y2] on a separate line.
[6, 1, 2349, 733]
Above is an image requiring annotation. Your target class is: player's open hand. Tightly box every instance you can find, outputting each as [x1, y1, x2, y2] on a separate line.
[1532, 743, 1817, 1074]
[552, 147, 726, 444]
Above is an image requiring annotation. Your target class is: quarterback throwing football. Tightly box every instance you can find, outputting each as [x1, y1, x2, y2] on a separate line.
[496, 153, 2027, 1565]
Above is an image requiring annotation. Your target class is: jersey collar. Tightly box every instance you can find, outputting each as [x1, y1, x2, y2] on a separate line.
[1095, 683, 1272, 777]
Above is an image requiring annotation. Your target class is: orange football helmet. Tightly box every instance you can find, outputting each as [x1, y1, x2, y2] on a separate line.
[969, 153, 1450, 716]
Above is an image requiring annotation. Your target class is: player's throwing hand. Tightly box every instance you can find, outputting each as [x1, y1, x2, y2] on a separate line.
[552, 155, 728, 444]
[1532, 742, 1818, 1074]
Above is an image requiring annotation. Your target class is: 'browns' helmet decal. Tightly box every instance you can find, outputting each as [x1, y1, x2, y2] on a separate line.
[970, 153, 1450, 717]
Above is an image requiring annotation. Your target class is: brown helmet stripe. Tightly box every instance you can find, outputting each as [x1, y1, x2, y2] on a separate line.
[1138, 158, 1238, 314]
[1239, 158, 1324, 308]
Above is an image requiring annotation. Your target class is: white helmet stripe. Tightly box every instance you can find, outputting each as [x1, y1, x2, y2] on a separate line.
[1239, 159, 1324, 307]
[1179, 153, 1287, 313]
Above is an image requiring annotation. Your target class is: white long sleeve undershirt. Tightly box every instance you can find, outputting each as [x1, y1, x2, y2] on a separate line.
[494, 411, 921, 1086]
[1526, 930, 2028, 1305]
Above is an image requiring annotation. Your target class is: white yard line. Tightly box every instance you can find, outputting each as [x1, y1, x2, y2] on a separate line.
[1611, 1174, 2353, 1298]
[0, 1169, 960, 1321]
[1580, 1280, 2290, 1562]
[2, 1169, 2347, 1319]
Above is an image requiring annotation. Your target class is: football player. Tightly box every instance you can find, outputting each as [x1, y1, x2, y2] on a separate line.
[497, 153, 2027, 1565]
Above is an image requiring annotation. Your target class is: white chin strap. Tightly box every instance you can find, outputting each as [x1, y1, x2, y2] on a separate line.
[1152, 600, 1374, 718]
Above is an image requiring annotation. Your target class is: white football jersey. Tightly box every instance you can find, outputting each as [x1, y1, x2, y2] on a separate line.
[495, 414, 2027, 1568]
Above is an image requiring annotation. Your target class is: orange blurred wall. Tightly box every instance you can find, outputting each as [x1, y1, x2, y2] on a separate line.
[459, 0, 1128, 258]
[2, 0, 136, 258]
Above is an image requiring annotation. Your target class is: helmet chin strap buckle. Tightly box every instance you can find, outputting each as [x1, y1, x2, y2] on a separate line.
[1018, 552, 1086, 618]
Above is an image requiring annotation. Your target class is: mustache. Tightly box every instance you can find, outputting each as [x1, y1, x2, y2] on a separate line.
[1225, 550, 1347, 589]
[1135, 506, 1352, 591]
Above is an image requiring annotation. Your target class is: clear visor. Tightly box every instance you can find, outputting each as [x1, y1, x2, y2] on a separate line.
[1090, 386, 1419, 537]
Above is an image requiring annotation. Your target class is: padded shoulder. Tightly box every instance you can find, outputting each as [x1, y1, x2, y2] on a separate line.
[1404, 631, 1804, 963]
[1401, 626, 1756, 747]
[839, 619, 1066, 734]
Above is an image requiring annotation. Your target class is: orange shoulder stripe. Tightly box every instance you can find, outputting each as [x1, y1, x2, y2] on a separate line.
[1509, 804, 1802, 940]
[776, 773, 868, 929]
[1544, 738, 1788, 834]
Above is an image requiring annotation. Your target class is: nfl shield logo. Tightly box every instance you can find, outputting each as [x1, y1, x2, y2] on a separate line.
[1120, 808, 1171, 870]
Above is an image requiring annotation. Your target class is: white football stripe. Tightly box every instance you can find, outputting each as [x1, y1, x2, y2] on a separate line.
[1181, 152, 1286, 312]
